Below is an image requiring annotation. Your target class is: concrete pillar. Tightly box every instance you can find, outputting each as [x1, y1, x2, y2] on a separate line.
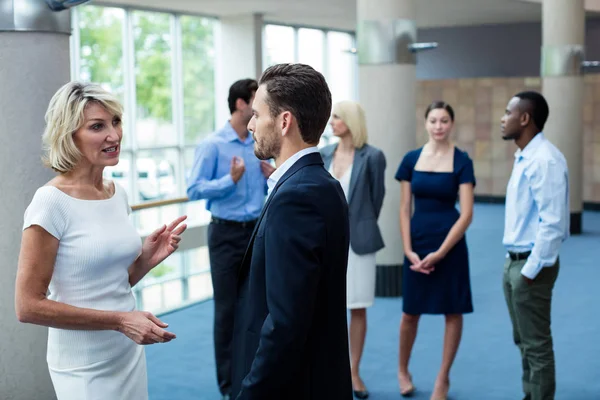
[541, 0, 585, 234]
[0, 1, 71, 399]
[214, 13, 263, 126]
[357, 0, 417, 296]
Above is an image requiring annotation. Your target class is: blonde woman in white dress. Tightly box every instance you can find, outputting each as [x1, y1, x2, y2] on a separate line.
[15, 82, 187, 400]
[320, 101, 386, 399]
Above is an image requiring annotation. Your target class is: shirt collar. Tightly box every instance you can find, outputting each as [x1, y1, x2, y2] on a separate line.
[223, 121, 253, 144]
[267, 146, 320, 197]
[515, 132, 544, 160]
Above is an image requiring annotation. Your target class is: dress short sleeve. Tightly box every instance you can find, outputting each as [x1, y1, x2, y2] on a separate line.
[395, 151, 416, 182]
[457, 151, 476, 187]
[114, 182, 132, 215]
[23, 187, 67, 240]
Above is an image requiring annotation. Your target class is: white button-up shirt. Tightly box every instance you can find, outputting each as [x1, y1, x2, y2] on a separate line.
[266, 146, 320, 199]
[503, 133, 570, 279]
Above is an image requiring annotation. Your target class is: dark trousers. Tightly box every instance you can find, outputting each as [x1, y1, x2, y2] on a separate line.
[207, 222, 254, 396]
[503, 257, 559, 400]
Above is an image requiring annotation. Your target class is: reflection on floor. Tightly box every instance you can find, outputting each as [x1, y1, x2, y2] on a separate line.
[146, 204, 600, 400]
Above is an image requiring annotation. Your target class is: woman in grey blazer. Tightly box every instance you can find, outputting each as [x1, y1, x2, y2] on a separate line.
[320, 100, 386, 399]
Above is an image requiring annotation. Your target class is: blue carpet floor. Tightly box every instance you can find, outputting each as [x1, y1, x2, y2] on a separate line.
[146, 204, 600, 399]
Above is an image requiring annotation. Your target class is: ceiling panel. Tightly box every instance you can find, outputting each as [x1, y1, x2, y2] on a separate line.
[97, 0, 545, 31]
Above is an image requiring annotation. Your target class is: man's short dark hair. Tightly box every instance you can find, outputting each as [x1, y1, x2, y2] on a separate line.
[259, 63, 332, 145]
[514, 91, 550, 132]
[228, 78, 258, 114]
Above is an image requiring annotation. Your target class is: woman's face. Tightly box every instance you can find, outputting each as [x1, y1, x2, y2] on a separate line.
[72, 102, 122, 169]
[425, 108, 453, 142]
[330, 114, 350, 138]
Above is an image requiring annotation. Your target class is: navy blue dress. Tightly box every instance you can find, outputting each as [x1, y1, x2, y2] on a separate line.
[395, 147, 475, 315]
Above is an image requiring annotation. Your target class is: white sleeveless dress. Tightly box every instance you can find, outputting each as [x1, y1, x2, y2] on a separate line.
[329, 163, 377, 309]
[22, 183, 148, 400]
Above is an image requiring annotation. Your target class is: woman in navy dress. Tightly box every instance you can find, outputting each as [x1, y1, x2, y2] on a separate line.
[395, 102, 475, 400]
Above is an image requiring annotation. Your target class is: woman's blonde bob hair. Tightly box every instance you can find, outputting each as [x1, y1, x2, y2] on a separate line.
[332, 100, 369, 149]
[42, 81, 123, 173]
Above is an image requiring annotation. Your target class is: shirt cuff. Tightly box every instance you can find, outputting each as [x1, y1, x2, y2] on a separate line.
[223, 174, 235, 187]
[520, 260, 542, 280]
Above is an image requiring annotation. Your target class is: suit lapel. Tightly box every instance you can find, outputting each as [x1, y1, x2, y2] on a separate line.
[236, 186, 275, 284]
[347, 146, 367, 204]
[321, 144, 337, 170]
[237, 152, 324, 283]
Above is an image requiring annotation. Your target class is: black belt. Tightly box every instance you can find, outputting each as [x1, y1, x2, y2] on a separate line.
[508, 251, 531, 261]
[211, 216, 257, 229]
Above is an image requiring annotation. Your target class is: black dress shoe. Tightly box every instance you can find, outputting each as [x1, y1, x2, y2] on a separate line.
[353, 389, 369, 399]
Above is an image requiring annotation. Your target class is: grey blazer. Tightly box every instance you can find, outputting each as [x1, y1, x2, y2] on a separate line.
[320, 143, 386, 255]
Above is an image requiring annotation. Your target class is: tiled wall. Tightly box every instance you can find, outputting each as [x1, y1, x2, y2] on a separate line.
[416, 76, 600, 203]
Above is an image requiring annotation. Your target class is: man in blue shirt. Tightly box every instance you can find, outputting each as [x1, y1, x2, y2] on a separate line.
[187, 78, 274, 400]
[500, 91, 569, 400]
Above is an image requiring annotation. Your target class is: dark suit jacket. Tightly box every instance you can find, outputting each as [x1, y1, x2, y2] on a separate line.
[231, 152, 353, 400]
[320, 143, 386, 254]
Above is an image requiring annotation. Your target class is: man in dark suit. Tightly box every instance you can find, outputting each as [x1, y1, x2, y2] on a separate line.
[231, 63, 353, 400]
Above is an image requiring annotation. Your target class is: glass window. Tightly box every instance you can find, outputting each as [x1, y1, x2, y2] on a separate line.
[188, 272, 213, 301]
[261, 25, 357, 148]
[103, 150, 134, 201]
[184, 146, 197, 184]
[134, 149, 180, 203]
[77, 6, 131, 149]
[133, 11, 176, 148]
[78, 6, 125, 100]
[298, 28, 324, 73]
[134, 203, 181, 236]
[327, 31, 357, 105]
[186, 246, 211, 275]
[263, 24, 295, 67]
[184, 146, 212, 225]
[144, 252, 184, 284]
[162, 279, 185, 309]
[73, 5, 218, 315]
[139, 285, 162, 313]
[181, 16, 216, 145]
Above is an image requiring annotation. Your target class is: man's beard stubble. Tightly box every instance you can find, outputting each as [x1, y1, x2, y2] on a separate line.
[501, 130, 521, 141]
[253, 127, 281, 161]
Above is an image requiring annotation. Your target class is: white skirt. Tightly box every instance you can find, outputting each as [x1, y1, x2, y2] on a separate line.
[347, 248, 377, 309]
[49, 342, 148, 400]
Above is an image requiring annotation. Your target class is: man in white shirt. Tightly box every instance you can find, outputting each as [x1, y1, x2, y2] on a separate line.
[500, 91, 569, 400]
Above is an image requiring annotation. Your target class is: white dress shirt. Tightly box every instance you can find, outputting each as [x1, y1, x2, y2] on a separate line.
[267, 146, 320, 199]
[503, 133, 570, 279]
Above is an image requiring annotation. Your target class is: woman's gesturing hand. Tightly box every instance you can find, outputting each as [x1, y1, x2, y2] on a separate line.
[117, 311, 176, 345]
[141, 216, 188, 269]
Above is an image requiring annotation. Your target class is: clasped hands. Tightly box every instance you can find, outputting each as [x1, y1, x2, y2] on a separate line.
[406, 250, 445, 274]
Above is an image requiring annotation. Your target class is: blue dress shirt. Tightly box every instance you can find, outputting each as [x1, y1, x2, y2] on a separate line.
[503, 133, 570, 279]
[187, 122, 267, 222]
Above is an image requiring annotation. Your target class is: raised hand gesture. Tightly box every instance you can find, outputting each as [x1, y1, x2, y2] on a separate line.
[141, 215, 188, 270]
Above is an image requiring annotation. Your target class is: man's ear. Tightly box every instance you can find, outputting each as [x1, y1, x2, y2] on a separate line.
[520, 112, 531, 127]
[235, 98, 247, 112]
[280, 111, 293, 136]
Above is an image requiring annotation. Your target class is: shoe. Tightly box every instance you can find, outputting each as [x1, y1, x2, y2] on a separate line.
[399, 373, 415, 397]
[353, 389, 369, 399]
[430, 377, 449, 400]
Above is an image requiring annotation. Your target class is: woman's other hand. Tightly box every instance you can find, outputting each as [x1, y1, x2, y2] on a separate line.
[117, 311, 176, 345]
